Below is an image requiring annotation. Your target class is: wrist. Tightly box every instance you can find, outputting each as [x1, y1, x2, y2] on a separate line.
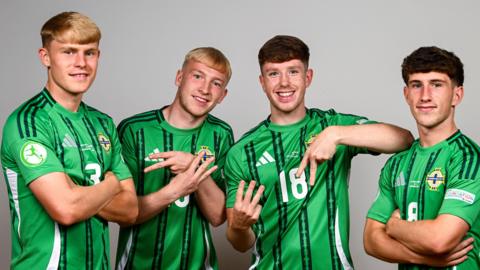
[325, 125, 342, 145]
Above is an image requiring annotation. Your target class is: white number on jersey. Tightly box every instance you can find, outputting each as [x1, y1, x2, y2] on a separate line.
[279, 168, 308, 203]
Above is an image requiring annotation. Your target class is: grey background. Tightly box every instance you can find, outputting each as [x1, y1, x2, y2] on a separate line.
[1, 1, 479, 269]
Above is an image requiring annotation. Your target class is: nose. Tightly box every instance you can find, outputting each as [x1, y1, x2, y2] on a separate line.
[74, 53, 86, 68]
[280, 73, 289, 87]
[198, 80, 210, 95]
[420, 86, 432, 102]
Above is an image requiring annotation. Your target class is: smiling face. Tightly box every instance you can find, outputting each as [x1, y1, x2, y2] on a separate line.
[174, 60, 228, 118]
[259, 59, 312, 122]
[404, 71, 463, 132]
[39, 39, 100, 98]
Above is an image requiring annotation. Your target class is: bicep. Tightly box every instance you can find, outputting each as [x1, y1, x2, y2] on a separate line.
[28, 172, 73, 217]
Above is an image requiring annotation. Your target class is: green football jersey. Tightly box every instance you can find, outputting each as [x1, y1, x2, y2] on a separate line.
[367, 131, 480, 269]
[225, 108, 376, 270]
[1, 89, 132, 270]
[115, 107, 234, 270]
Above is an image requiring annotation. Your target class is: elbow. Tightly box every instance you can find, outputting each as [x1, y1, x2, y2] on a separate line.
[210, 211, 227, 227]
[425, 237, 457, 255]
[50, 207, 82, 226]
[120, 200, 139, 226]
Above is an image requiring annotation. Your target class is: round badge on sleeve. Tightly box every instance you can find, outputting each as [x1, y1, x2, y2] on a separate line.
[20, 141, 48, 166]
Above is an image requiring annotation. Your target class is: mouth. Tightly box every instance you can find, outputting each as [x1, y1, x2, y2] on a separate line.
[275, 90, 295, 102]
[193, 95, 209, 104]
[416, 105, 436, 112]
[70, 72, 89, 80]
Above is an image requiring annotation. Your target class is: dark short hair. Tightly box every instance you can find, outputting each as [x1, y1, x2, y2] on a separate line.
[401, 46, 464, 86]
[258, 35, 310, 70]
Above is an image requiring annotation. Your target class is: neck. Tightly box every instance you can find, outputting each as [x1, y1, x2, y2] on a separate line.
[270, 106, 306, 125]
[163, 100, 206, 129]
[418, 120, 458, 147]
[46, 83, 82, 112]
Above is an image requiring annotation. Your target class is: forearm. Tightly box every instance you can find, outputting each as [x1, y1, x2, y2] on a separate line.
[332, 123, 413, 153]
[97, 179, 138, 226]
[226, 225, 256, 252]
[365, 219, 466, 266]
[386, 216, 466, 255]
[195, 177, 226, 227]
[365, 219, 425, 264]
[135, 186, 177, 224]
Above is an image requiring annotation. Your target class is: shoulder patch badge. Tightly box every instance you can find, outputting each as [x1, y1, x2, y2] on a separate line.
[20, 141, 47, 166]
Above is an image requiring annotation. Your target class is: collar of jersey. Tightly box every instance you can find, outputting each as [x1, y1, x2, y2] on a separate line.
[158, 109, 204, 135]
[52, 99, 86, 121]
[414, 130, 461, 154]
[265, 112, 311, 132]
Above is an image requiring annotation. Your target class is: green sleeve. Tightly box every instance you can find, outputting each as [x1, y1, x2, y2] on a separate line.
[438, 150, 480, 227]
[225, 146, 247, 208]
[117, 123, 139, 184]
[2, 116, 64, 186]
[367, 160, 397, 224]
[211, 130, 234, 191]
[107, 119, 132, 181]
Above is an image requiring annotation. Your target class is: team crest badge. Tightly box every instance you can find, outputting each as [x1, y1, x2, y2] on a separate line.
[426, 168, 445, 191]
[20, 141, 47, 166]
[305, 134, 318, 147]
[196, 146, 214, 162]
[98, 133, 111, 152]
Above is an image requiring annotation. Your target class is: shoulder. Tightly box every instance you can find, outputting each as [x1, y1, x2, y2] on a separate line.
[205, 114, 234, 136]
[447, 132, 480, 180]
[117, 109, 160, 139]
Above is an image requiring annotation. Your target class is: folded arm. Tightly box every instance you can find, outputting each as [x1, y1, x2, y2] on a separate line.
[29, 171, 121, 226]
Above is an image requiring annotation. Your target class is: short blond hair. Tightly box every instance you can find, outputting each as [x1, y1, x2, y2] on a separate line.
[183, 47, 232, 84]
[41, 11, 101, 47]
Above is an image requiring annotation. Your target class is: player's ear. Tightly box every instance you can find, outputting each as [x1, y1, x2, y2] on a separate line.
[38, 47, 50, 68]
[452, 85, 464, 107]
[175, 69, 183, 87]
[217, 89, 228, 104]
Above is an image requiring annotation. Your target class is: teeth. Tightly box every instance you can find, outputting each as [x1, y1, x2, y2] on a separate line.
[194, 96, 208, 103]
[278, 91, 294, 97]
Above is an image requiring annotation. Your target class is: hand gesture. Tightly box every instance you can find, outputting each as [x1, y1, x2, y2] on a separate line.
[230, 180, 265, 230]
[164, 154, 217, 199]
[144, 151, 195, 174]
[296, 127, 338, 185]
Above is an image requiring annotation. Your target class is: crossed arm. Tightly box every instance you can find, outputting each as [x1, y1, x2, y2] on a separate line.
[364, 214, 472, 267]
[30, 171, 122, 226]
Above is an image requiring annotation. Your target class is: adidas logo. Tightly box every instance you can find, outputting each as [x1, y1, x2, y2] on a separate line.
[256, 151, 275, 167]
[62, 134, 77, 148]
[394, 171, 406, 187]
[144, 148, 164, 162]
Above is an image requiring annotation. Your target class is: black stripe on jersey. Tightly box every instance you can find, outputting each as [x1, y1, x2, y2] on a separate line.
[82, 117, 105, 172]
[454, 137, 468, 180]
[16, 92, 47, 138]
[402, 152, 417, 218]
[124, 129, 146, 269]
[244, 142, 265, 260]
[85, 219, 93, 270]
[418, 150, 441, 220]
[237, 120, 268, 145]
[61, 116, 95, 268]
[326, 157, 341, 270]
[52, 126, 66, 166]
[60, 225, 67, 270]
[152, 130, 173, 269]
[464, 136, 480, 179]
[117, 110, 159, 139]
[458, 135, 480, 180]
[271, 131, 287, 270]
[298, 124, 312, 270]
[245, 142, 260, 182]
[179, 134, 198, 270]
[102, 224, 110, 269]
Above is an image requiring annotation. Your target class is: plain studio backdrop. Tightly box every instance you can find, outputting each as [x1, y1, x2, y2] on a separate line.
[1, 1, 479, 269]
